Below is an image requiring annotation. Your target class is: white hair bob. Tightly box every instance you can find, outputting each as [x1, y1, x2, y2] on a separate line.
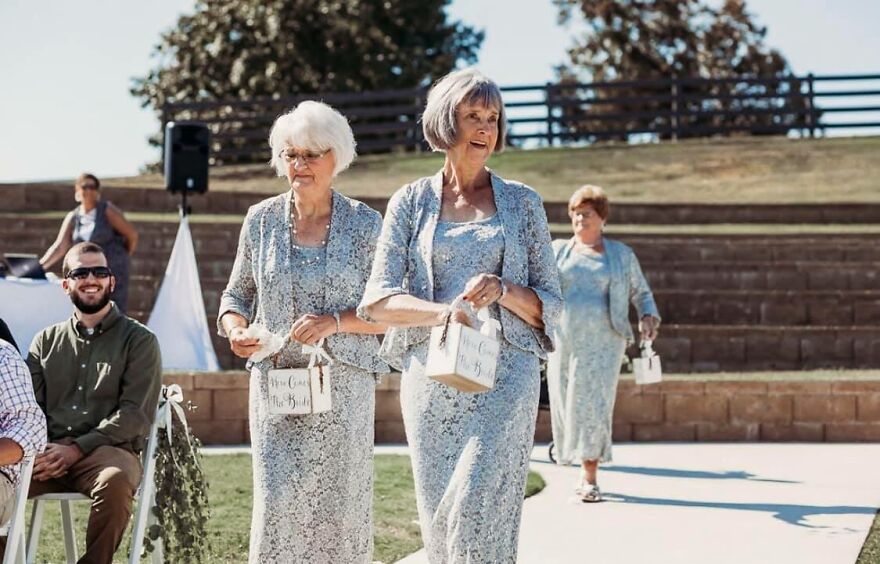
[421, 68, 507, 153]
[268, 100, 357, 177]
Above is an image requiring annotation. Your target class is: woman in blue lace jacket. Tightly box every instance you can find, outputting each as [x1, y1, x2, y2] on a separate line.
[218, 101, 388, 563]
[548, 185, 661, 502]
[359, 68, 562, 563]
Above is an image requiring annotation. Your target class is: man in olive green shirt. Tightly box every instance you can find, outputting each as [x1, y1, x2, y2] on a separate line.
[23, 242, 161, 564]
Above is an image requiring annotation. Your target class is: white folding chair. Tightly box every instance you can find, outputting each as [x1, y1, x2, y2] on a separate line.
[25, 412, 163, 564]
[0, 456, 35, 564]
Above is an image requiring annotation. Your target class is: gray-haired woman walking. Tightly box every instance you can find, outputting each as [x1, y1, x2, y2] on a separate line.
[359, 68, 562, 563]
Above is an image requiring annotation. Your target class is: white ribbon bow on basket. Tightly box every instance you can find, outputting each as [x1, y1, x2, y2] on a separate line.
[158, 383, 200, 469]
[476, 306, 501, 339]
[439, 297, 502, 346]
[302, 338, 333, 395]
[302, 338, 334, 368]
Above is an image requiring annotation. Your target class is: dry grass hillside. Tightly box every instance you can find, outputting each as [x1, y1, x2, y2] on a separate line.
[98, 135, 880, 203]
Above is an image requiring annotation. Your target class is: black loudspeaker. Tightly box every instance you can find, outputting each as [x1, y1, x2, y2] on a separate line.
[164, 122, 210, 194]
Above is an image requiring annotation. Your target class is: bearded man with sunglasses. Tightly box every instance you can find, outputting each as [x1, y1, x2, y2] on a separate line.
[14, 241, 161, 564]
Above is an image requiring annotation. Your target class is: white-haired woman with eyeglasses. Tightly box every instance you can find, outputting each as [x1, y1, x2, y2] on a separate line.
[218, 101, 389, 563]
[359, 69, 562, 562]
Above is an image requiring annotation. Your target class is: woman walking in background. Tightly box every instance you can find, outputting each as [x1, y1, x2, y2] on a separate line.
[359, 68, 561, 563]
[40, 173, 138, 312]
[218, 101, 388, 563]
[548, 185, 661, 502]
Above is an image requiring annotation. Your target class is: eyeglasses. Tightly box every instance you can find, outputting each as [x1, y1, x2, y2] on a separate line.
[79, 183, 98, 190]
[66, 266, 113, 280]
[280, 148, 330, 165]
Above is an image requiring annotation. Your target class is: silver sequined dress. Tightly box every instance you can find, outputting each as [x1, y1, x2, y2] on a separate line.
[401, 215, 540, 563]
[243, 241, 376, 563]
[244, 241, 376, 563]
[547, 248, 627, 463]
[220, 190, 387, 563]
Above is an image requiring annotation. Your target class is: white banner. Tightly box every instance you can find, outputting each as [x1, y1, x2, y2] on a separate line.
[147, 216, 220, 372]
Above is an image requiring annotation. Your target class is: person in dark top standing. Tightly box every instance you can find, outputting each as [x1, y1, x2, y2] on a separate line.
[23, 242, 161, 564]
[39, 173, 139, 313]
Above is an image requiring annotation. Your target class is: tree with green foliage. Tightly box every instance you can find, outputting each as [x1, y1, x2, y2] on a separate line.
[132, 0, 482, 109]
[552, 0, 808, 140]
[131, 0, 483, 164]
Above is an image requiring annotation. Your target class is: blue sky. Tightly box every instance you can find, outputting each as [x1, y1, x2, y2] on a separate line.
[1, 0, 878, 182]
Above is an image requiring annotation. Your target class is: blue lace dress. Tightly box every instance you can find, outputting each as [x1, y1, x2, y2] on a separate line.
[246, 242, 376, 563]
[401, 215, 540, 563]
[547, 248, 627, 463]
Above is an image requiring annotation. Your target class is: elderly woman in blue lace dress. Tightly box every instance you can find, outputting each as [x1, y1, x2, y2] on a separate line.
[548, 185, 660, 502]
[359, 68, 562, 563]
[218, 101, 389, 563]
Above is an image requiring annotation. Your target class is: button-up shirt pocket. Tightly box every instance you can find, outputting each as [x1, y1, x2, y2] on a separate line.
[94, 361, 114, 389]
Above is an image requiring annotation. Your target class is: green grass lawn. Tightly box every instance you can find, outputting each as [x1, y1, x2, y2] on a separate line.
[33, 135, 880, 204]
[20, 453, 545, 563]
[858, 510, 880, 564]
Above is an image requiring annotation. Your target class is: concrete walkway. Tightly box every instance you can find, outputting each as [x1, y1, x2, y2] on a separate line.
[398, 443, 880, 564]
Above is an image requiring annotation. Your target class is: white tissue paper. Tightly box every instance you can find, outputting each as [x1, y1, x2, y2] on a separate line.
[245, 324, 287, 363]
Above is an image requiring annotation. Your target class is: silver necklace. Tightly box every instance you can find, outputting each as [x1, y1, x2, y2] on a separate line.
[291, 214, 329, 267]
[290, 213, 330, 246]
[292, 244, 325, 267]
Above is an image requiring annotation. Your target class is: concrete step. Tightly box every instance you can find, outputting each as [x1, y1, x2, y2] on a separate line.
[125, 283, 880, 327]
[7, 182, 880, 223]
[8, 222, 880, 263]
[644, 261, 879, 291]
[127, 302, 880, 373]
[1, 183, 269, 216]
[624, 238, 880, 263]
[655, 324, 880, 372]
[653, 289, 880, 326]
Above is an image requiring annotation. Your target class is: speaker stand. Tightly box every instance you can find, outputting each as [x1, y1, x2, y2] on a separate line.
[179, 186, 192, 217]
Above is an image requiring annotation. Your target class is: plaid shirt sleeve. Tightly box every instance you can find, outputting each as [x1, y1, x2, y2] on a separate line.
[0, 342, 47, 469]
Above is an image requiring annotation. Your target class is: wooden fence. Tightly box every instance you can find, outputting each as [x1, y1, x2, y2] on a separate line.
[160, 73, 880, 165]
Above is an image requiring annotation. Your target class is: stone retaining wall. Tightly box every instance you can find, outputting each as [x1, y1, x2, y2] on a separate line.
[166, 372, 880, 444]
[6, 182, 880, 223]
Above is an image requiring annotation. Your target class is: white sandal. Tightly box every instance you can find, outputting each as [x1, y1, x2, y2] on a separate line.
[581, 484, 602, 503]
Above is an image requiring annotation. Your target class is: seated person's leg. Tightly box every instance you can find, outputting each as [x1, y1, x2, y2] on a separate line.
[0, 472, 22, 557]
[0, 472, 14, 526]
[0, 473, 77, 558]
[66, 445, 142, 563]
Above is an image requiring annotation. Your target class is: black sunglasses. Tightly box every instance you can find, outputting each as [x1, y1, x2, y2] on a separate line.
[66, 266, 113, 280]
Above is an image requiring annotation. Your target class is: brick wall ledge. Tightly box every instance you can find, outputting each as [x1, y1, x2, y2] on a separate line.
[163, 371, 880, 444]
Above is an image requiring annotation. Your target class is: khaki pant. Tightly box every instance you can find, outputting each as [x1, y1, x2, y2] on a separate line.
[0, 445, 142, 564]
[0, 472, 13, 526]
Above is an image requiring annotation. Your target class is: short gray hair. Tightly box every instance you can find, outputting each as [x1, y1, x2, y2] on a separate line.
[268, 101, 357, 177]
[421, 68, 507, 153]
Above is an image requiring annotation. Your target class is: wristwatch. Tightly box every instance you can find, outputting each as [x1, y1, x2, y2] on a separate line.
[332, 311, 341, 334]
